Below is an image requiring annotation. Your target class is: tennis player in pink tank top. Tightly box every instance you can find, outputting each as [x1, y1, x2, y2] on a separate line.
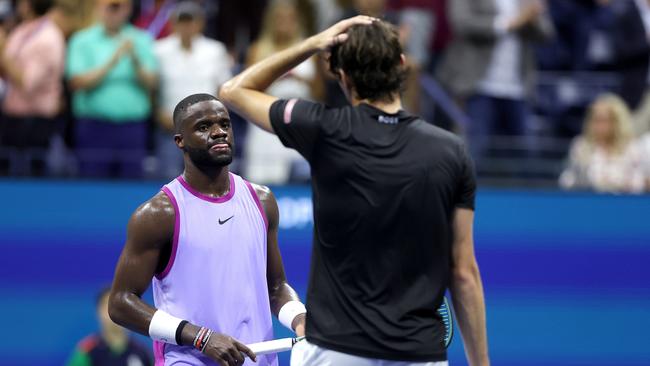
[108, 94, 307, 366]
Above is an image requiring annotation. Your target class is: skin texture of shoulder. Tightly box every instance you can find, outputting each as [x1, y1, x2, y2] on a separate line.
[250, 183, 279, 231]
[129, 191, 175, 262]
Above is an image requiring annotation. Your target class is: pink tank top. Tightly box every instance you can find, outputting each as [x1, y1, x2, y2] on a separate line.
[152, 173, 277, 366]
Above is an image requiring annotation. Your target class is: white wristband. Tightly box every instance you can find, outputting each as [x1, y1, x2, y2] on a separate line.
[278, 301, 306, 331]
[149, 310, 183, 345]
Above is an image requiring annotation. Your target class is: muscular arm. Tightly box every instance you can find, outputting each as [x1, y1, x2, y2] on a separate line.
[255, 184, 306, 335]
[109, 192, 256, 365]
[219, 16, 373, 133]
[449, 208, 490, 366]
[108, 192, 177, 334]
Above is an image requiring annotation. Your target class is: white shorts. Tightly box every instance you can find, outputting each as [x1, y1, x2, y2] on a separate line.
[290, 340, 449, 366]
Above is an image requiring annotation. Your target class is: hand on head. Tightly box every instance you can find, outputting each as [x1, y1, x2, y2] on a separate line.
[311, 15, 376, 51]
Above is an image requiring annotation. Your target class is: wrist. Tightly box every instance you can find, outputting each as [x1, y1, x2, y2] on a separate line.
[303, 36, 322, 53]
[148, 310, 184, 345]
[179, 323, 201, 346]
[278, 300, 307, 332]
[292, 313, 306, 329]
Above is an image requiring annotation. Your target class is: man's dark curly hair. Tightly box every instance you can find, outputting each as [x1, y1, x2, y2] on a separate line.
[329, 20, 407, 103]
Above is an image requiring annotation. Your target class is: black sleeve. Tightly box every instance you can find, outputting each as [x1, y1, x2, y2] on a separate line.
[269, 98, 324, 161]
[455, 142, 477, 210]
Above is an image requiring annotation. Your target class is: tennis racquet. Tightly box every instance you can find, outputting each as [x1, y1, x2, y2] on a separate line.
[438, 296, 454, 348]
[245, 297, 453, 356]
[246, 336, 305, 356]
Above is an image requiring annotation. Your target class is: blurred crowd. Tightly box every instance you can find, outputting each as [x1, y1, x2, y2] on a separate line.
[0, 0, 649, 193]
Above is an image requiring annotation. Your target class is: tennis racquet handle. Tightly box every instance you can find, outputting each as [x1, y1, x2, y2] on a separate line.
[247, 337, 301, 355]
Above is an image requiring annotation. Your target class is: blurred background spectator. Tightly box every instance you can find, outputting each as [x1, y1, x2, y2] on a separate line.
[65, 287, 152, 366]
[559, 93, 645, 193]
[242, 0, 318, 184]
[437, 0, 554, 170]
[154, 1, 232, 180]
[66, 0, 157, 179]
[0, 0, 65, 176]
[211, 0, 266, 62]
[0, 0, 646, 192]
[613, 0, 650, 136]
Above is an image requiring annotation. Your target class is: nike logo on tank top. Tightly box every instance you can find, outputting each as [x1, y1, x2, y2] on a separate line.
[152, 173, 277, 366]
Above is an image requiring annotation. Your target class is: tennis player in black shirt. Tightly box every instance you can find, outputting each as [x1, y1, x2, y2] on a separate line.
[220, 16, 489, 366]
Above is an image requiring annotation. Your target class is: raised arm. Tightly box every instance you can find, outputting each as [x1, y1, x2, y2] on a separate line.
[219, 15, 374, 133]
[108, 192, 255, 366]
[449, 208, 490, 366]
[254, 184, 306, 336]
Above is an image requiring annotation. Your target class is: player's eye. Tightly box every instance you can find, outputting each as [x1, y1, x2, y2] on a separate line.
[198, 124, 209, 132]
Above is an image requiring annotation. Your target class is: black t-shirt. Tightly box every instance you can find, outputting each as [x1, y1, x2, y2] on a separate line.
[270, 99, 476, 362]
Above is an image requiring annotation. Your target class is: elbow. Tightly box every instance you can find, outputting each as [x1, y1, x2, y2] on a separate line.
[218, 81, 237, 104]
[451, 260, 481, 287]
[107, 291, 128, 327]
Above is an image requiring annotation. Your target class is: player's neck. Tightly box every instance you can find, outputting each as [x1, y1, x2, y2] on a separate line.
[182, 164, 231, 198]
[352, 94, 403, 114]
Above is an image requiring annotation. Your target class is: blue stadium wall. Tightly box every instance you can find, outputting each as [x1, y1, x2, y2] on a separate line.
[0, 180, 649, 366]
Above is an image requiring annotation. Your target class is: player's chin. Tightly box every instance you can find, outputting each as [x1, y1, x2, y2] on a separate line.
[209, 153, 233, 166]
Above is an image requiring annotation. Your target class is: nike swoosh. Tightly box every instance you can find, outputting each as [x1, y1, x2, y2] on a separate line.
[218, 215, 234, 225]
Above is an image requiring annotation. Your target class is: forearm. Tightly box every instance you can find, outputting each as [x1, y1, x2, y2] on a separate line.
[108, 290, 157, 335]
[269, 282, 306, 332]
[269, 282, 301, 315]
[450, 263, 489, 366]
[110, 290, 202, 346]
[133, 59, 157, 92]
[219, 38, 318, 132]
[70, 58, 118, 91]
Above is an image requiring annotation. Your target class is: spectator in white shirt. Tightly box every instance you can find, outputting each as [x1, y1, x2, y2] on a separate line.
[153, 1, 232, 179]
[560, 94, 645, 193]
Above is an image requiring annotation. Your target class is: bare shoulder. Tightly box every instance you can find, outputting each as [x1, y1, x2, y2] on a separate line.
[249, 183, 279, 227]
[128, 191, 175, 245]
[133, 191, 174, 221]
[250, 183, 274, 204]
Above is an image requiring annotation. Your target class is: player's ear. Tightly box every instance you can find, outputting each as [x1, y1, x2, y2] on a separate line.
[174, 134, 184, 149]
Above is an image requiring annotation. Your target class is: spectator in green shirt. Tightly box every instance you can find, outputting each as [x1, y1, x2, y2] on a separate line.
[66, 0, 158, 178]
[66, 287, 152, 366]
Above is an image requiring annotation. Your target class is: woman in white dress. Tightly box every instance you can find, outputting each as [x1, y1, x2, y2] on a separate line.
[559, 93, 645, 193]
